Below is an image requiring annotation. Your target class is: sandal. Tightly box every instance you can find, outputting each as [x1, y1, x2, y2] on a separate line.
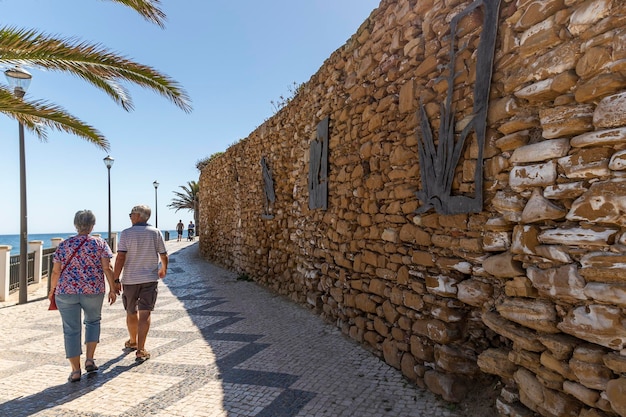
[85, 359, 99, 373]
[135, 349, 151, 362]
[124, 340, 138, 350]
[68, 370, 81, 383]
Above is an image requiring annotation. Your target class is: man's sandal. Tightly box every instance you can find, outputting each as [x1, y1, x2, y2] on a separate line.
[135, 349, 151, 362]
[68, 370, 81, 383]
[124, 340, 138, 350]
[85, 359, 99, 373]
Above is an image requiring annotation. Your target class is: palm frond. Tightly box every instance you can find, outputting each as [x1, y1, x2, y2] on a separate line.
[106, 0, 166, 28]
[0, 87, 108, 149]
[0, 27, 192, 112]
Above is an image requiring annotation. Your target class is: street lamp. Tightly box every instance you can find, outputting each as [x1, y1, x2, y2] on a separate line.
[103, 156, 114, 247]
[5, 66, 32, 305]
[153, 180, 159, 228]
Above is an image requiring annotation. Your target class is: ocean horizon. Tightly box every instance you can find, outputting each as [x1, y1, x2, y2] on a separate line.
[0, 230, 178, 254]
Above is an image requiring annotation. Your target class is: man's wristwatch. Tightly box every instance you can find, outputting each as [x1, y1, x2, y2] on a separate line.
[114, 279, 121, 284]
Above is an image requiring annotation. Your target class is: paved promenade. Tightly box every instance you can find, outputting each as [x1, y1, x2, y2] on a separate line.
[0, 240, 473, 417]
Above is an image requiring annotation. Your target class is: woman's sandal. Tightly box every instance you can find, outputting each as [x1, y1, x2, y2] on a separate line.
[124, 340, 138, 350]
[135, 349, 151, 362]
[85, 359, 99, 373]
[68, 370, 81, 383]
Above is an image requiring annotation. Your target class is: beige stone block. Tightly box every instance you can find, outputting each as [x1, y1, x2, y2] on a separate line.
[515, 368, 583, 417]
[498, 115, 540, 135]
[562, 380, 600, 407]
[603, 351, 626, 374]
[434, 344, 480, 376]
[495, 130, 530, 151]
[519, 16, 562, 58]
[513, 0, 566, 30]
[457, 279, 493, 307]
[483, 231, 511, 252]
[424, 370, 468, 403]
[568, 0, 612, 36]
[576, 46, 612, 79]
[575, 73, 626, 103]
[541, 351, 577, 380]
[496, 297, 559, 333]
[482, 311, 545, 352]
[521, 188, 567, 224]
[411, 250, 435, 267]
[594, 91, 626, 128]
[410, 335, 434, 361]
[538, 333, 579, 361]
[606, 377, 626, 417]
[569, 358, 613, 391]
[558, 304, 626, 350]
[505, 277, 539, 298]
[580, 252, 626, 284]
[402, 290, 424, 311]
[483, 252, 525, 278]
[412, 318, 461, 344]
[425, 274, 458, 298]
[543, 181, 587, 200]
[538, 225, 618, 247]
[515, 78, 561, 102]
[527, 264, 587, 303]
[510, 138, 570, 164]
[477, 348, 517, 379]
[571, 127, 626, 148]
[510, 161, 558, 192]
[539, 104, 594, 139]
[511, 224, 540, 255]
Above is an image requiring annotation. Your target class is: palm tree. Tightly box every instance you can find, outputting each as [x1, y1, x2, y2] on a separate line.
[0, 0, 192, 151]
[168, 180, 200, 232]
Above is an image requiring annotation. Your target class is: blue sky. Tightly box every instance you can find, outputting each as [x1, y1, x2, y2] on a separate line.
[0, 0, 380, 235]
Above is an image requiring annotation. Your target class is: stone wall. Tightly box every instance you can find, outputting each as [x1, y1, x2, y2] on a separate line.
[198, 0, 626, 416]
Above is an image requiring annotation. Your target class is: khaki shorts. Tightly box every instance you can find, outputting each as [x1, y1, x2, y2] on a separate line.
[122, 282, 158, 312]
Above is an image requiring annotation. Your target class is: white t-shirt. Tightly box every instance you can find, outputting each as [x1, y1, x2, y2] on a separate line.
[117, 223, 167, 285]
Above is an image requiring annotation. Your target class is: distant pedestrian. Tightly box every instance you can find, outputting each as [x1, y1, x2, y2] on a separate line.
[114, 204, 168, 362]
[187, 220, 195, 241]
[176, 219, 184, 242]
[48, 210, 118, 383]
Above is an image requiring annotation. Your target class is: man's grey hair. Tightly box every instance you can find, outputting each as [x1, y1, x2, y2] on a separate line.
[74, 210, 96, 234]
[131, 205, 151, 221]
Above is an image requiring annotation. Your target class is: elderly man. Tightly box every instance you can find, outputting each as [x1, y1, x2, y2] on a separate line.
[113, 204, 168, 362]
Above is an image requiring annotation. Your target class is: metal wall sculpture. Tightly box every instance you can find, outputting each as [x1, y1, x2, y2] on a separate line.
[308, 116, 329, 210]
[260, 156, 276, 219]
[416, 0, 501, 215]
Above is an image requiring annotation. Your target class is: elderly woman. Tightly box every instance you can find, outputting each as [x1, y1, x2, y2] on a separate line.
[48, 210, 118, 382]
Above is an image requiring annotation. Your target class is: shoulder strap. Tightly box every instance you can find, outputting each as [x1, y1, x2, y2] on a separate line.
[60, 236, 90, 276]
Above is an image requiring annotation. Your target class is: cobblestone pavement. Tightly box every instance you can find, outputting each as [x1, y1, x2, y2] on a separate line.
[0, 240, 469, 417]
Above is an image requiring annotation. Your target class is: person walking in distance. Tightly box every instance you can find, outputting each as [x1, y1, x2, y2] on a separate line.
[187, 220, 195, 241]
[176, 219, 184, 242]
[114, 205, 168, 362]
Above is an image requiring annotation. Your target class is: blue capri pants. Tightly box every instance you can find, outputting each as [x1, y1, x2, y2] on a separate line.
[55, 293, 105, 358]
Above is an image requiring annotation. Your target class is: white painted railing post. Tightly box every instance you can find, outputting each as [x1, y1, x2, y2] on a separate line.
[0, 245, 12, 302]
[29, 240, 43, 285]
[51, 238, 63, 249]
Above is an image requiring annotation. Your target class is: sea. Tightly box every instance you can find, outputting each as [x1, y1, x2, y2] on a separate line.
[0, 230, 179, 254]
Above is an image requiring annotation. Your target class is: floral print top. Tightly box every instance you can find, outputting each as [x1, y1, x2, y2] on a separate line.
[52, 235, 113, 295]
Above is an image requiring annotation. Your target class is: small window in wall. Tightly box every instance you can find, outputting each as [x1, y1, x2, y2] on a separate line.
[308, 116, 329, 210]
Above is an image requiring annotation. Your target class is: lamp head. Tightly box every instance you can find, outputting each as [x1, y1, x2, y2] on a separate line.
[103, 155, 114, 169]
[153, 180, 159, 189]
[5, 67, 32, 97]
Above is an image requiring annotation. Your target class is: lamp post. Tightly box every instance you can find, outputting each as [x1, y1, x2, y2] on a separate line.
[5, 67, 32, 305]
[153, 180, 159, 228]
[103, 156, 114, 247]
